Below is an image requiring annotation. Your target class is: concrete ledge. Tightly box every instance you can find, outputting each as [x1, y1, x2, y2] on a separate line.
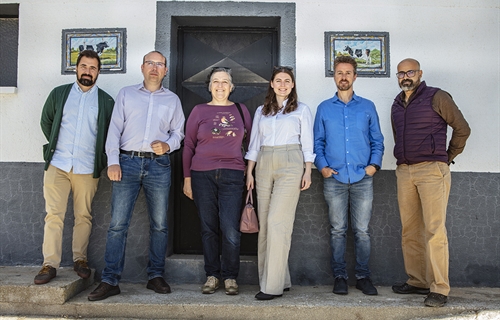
[1, 282, 499, 319]
[165, 254, 258, 285]
[0, 266, 94, 305]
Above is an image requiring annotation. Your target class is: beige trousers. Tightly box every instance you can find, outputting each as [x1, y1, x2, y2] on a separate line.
[255, 145, 303, 295]
[396, 161, 451, 295]
[42, 165, 99, 267]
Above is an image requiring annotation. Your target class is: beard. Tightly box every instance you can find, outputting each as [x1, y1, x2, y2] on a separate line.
[399, 79, 419, 92]
[336, 80, 352, 91]
[77, 74, 97, 87]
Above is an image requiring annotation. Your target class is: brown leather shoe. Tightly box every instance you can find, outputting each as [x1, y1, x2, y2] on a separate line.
[146, 276, 171, 294]
[34, 265, 56, 285]
[73, 259, 91, 279]
[88, 282, 121, 301]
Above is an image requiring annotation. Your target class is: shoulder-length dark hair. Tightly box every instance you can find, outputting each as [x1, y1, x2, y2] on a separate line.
[262, 66, 298, 116]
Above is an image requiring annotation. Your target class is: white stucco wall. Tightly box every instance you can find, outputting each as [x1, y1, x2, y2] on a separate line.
[1, 0, 498, 172]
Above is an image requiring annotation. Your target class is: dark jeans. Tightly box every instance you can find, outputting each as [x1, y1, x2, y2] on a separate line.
[191, 169, 244, 280]
[101, 153, 171, 286]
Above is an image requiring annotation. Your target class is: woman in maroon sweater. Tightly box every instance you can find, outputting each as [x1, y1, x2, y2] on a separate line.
[182, 67, 252, 295]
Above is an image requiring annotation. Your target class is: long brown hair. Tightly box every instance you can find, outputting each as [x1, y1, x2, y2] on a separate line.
[262, 66, 298, 116]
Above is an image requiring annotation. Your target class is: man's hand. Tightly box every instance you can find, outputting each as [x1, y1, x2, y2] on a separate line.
[108, 164, 122, 181]
[150, 140, 170, 155]
[365, 165, 377, 176]
[321, 167, 337, 178]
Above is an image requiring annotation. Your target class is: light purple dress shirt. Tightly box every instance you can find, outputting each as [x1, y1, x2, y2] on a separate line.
[105, 83, 185, 166]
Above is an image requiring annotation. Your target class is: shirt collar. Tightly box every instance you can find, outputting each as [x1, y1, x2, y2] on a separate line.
[332, 92, 360, 104]
[138, 82, 166, 93]
[73, 82, 98, 94]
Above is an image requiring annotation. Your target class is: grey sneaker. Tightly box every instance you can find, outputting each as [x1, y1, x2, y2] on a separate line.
[202, 276, 219, 294]
[224, 278, 239, 295]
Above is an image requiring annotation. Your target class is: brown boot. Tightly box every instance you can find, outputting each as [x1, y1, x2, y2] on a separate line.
[34, 265, 56, 285]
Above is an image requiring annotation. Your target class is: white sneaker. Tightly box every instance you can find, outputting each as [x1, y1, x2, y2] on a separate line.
[202, 276, 219, 294]
[224, 278, 239, 295]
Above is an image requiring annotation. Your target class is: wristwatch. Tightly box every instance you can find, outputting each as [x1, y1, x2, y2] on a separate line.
[369, 164, 380, 171]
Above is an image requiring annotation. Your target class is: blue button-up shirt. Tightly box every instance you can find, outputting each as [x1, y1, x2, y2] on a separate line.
[51, 82, 98, 174]
[313, 92, 384, 184]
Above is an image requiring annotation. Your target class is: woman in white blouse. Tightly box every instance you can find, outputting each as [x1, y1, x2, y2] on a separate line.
[245, 66, 315, 300]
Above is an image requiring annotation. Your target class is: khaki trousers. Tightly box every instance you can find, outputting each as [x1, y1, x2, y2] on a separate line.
[396, 161, 451, 295]
[42, 165, 99, 267]
[255, 145, 303, 295]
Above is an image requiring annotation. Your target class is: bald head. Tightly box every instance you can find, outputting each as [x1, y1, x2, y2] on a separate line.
[398, 58, 420, 70]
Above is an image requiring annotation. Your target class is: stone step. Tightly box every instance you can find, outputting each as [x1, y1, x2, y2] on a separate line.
[1, 266, 499, 320]
[0, 266, 94, 305]
[165, 254, 259, 285]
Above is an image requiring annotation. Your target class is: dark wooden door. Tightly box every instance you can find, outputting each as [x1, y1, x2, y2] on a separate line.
[172, 26, 278, 255]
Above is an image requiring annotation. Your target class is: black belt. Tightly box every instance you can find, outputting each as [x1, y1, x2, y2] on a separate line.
[120, 149, 164, 159]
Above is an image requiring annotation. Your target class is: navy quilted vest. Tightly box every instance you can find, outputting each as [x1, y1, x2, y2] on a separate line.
[392, 81, 448, 165]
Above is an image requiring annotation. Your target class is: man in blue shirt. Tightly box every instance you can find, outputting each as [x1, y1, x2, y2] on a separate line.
[314, 56, 384, 296]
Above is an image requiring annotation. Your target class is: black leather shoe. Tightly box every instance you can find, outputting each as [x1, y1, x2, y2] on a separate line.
[333, 277, 348, 295]
[392, 282, 430, 295]
[73, 260, 91, 279]
[356, 277, 378, 295]
[424, 292, 448, 307]
[255, 291, 282, 300]
[147, 276, 171, 294]
[88, 282, 121, 301]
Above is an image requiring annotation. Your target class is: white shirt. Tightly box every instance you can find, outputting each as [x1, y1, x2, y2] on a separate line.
[245, 101, 315, 163]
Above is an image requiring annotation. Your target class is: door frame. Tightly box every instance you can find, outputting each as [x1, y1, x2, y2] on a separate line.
[155, 1, 296, 256]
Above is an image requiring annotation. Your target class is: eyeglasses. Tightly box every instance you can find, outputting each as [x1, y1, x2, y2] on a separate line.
[144, 60, 166, 68]
[396, 70, 419, 79]
[274, 66, 293, 72]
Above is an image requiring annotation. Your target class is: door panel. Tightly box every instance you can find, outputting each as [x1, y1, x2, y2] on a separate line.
[173, 27, 277, 255]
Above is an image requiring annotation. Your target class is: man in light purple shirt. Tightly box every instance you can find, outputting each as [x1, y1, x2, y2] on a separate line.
[88, 51, 185, 301]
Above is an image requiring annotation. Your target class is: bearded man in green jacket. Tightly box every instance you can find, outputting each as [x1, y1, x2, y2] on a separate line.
[35, 50, 114, 284]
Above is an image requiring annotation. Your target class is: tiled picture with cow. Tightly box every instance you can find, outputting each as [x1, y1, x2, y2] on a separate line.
[61, 28, 126, 74]
[325, 31, 389, 77]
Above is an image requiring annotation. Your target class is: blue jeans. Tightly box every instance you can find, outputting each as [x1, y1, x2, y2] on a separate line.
[191, 169, 244, 280]
[323, 174, 373, 279]
[101, 153, 171, 286]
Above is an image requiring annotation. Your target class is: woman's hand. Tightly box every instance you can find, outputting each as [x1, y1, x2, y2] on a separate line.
[301, 162, 313, 191]
[246, 174, 254, 190]
[246, 160, 256, 190]
[301, 172, 311, 190]
[183, 177, 193, 200]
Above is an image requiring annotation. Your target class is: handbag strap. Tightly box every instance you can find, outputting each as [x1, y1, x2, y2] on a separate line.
[246, 189, 253, 204]
[235, 102, 247, 142]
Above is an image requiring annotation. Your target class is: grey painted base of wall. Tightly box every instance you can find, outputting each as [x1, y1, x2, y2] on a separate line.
[1, 162, 498, 287]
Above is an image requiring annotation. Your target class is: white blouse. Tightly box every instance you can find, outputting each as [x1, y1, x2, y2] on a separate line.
[245, 101, 316, 163]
